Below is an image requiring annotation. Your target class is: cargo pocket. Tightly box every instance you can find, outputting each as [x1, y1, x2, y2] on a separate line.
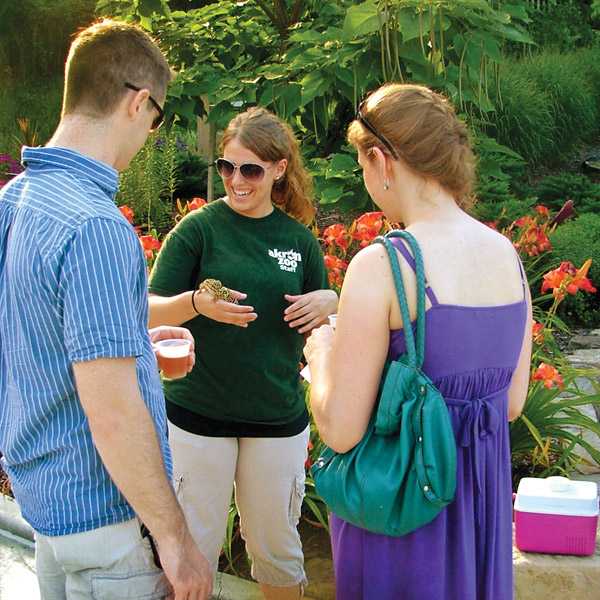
[288, 470, 306, 527]
[92, 569, 172, 599]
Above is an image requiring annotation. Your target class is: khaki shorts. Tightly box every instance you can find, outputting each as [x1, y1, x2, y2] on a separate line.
[35, 517, 170, 600]
[168, 421, 309, 588]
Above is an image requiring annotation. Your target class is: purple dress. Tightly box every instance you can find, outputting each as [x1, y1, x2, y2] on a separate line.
[330, 238, 528, 600]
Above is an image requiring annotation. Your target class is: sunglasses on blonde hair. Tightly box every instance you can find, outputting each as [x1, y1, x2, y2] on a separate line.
[215, 157, 277, 183]
[356, 99, 399, 159]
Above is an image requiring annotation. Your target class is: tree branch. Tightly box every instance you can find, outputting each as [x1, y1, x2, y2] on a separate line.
[290, 0, 305, 24]
[253, 0, 278, 28]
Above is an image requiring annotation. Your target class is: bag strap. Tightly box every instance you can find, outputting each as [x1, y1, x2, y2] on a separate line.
[374, 230, 426, 368]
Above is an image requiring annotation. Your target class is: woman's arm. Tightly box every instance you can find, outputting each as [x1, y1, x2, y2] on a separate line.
[148, 290, 257, 329]
[304, 244, 396, 452]
[508, 284, 533, 421]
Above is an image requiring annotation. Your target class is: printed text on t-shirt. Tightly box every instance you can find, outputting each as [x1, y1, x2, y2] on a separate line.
[268, 248, 302, 273]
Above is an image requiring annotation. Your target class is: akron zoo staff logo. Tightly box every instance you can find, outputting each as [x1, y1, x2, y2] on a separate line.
[268, 248, 302, 273]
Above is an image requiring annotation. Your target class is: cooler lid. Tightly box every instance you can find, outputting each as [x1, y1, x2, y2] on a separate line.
[514, 476, 599, 517]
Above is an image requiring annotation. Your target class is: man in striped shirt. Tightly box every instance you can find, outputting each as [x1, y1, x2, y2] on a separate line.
[0, 20, 212, 600]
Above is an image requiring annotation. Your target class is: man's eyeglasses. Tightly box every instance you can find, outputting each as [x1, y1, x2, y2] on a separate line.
[215, 158, 276, 183]
[356, 99, 398, 159]
[125, 83, 165, 132]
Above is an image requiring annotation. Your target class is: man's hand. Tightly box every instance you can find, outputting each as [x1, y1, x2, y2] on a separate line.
[158, 528, 213, 600]
[149, 325, 195, 373]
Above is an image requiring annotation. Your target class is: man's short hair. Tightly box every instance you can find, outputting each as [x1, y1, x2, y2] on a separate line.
[62, 19, 172, 118]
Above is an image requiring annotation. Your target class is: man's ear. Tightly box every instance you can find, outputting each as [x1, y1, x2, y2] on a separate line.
[126, 88, 150, 124]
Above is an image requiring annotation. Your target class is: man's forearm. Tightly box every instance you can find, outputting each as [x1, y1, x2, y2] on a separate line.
[73, 357, 187, 542]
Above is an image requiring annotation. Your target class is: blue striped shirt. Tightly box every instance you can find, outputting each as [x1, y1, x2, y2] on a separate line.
[0, 147, 172, 536]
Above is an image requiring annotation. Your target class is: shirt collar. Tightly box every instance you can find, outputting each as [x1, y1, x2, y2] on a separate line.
[21, 146, 119, 196]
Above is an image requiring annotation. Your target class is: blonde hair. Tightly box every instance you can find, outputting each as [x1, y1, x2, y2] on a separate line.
[221, 107, 315, 224]
[63, 19, 172, 118]
[347, 84, 476, 209]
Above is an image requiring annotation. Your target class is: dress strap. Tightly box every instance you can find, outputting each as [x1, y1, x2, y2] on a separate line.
[516, 252, 528, 297]
[389, 236, 438, 306]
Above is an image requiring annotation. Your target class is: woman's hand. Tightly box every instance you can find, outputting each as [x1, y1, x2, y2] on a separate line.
[284, 289, 338, 334]
[304, 323, 335, 366]
[197, 288, 258, 328]
[149, 325, 196, 373]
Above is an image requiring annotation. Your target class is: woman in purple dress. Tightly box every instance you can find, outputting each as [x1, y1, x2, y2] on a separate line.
[304, 83, 532, 600]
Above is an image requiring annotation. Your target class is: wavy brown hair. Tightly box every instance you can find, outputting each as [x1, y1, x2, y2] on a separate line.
[221, 107, 315, 224]
[348, 83, 476, 209]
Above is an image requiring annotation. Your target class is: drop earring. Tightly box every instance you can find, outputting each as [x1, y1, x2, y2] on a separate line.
[383, 179, 390, 191]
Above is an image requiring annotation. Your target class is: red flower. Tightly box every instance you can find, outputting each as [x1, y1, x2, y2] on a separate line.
[119, 205, 134, 224]
[324, 254, 348, 288]
[484, 221, 500, 231]
[139, 235, 162, 259]
[512, 215, 551, 257]
[350, 211, 385, 248]
[187, 197, 206, 211]
[305, 439, 314, 469]
[541, 260, 596, 299]
[534, 205, 549, 217]
[532, 320, 544, 345]
[323, 224, 349, 252]
[532, 362, 563, 390]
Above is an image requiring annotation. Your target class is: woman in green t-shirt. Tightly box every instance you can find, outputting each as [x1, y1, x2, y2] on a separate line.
[148, 107, 337, 600]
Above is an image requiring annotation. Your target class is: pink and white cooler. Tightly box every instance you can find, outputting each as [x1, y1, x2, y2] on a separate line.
[514, 476, 599, 556]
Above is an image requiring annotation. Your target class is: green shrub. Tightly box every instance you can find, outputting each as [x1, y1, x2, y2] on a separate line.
[116, 133, 181, 235]
[174, 151, 209, 200]
[472, 195, 536, 227]
[531, 173, 600, 216]
[578, 47, 600, 117]
[490, 61, 556, 165]
[549, 213, 600, 328]
[0, 0, 97, 78]
[490, 49, 600, 166]
[0, 76, 63, 154]
[526, 0, 598, 51]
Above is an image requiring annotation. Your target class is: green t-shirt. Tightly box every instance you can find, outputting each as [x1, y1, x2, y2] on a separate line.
[148, 199, 330, 425]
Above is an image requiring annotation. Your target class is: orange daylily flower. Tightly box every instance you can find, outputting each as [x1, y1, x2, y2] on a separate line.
[187, 197, 206, 211]
[139, 235, 162, 259]
[484, 221, 500, 232]
[322, 224, 349, 252]
[541, 260, 596, 299]
[324, 254, 348, 288]
[512, 215, 552, 257]
[532, 320, 544, 345]
[350, 211, 385, 248]
[532, 362, 563, 390]
[119, 205, 134, 224]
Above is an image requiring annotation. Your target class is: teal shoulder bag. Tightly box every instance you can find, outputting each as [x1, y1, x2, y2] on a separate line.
[310, 230, 457, 537]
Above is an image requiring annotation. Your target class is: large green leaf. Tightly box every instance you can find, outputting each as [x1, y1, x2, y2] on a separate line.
[300, 70, 333, 106]
[342, 0, 382, 42]
[396, 6, 422, 42]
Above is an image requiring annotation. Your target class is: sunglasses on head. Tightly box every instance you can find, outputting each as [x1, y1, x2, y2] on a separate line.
[215, 158, 276, 183]
[125, 82, 165, 132]
[356, 99, 399, 159]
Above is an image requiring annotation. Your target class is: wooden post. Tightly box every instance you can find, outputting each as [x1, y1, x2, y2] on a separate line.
[196, 96, 217, 202]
